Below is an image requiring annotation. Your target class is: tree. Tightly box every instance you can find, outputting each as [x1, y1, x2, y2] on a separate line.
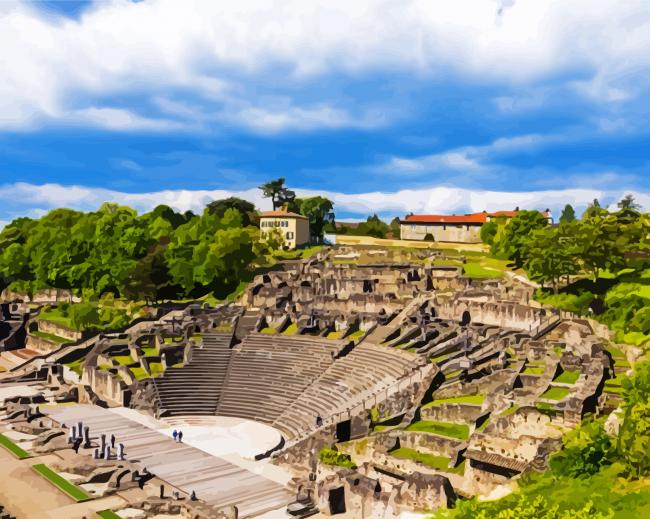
[355, 215, 390, 239]
[206, 197, 257, 227]
[617, 194, 641, 211]
[583, 198, 606, 219]
[389, 217, 401, 239]
[492, 210, 549, 267]
[560, 204, 576, 224]
[259, 177, 296, 210]
[618, 362, 650, 478]
[299, 196, 334, 243]
[574, 213, 626, 280]
[522, 225, 578, 293]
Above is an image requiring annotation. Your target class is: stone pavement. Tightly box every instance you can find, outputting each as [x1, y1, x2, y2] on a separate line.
[45, 405, 293, 518]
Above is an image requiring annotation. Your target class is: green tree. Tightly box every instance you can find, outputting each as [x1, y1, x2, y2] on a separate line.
[574, 213, 626, 280]
[389, 217, 401, 238]
[617, 194, 641, 211]
[299, 196, 334, 243]
[355, 215, 390, 238]
[493, 210, 549, 267]
[522, 225, 578, 293]
[618, 362, 650, 478]
[559, 204, 576, 224]
[206, 197, 257, 227]
[259, 177, 296, 210]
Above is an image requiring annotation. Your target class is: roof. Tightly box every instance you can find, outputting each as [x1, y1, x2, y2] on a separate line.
[260, 209, 308, 220]
[402, 210, 552, 225]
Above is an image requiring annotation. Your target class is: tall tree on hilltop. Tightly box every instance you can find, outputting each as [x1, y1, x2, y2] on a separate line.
[259, 177, 296, 210]
[559, 204, 576, 224]
[618, 194, 641, 211]
[299, 196, 334, 243]
[206, 197, 257, 227]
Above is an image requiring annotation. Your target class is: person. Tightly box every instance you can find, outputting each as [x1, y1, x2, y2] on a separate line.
[110, 433, 116, 448]
[178, 430, 183, 443]
[172, 429, 178, 442]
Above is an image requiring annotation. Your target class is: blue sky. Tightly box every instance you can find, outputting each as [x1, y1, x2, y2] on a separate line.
[1, 0, 649, 226]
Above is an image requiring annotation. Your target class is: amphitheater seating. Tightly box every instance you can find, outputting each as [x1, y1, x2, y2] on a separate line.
[153, 333, 233, 416]
[216, 334, 343, 428]
[272, 342, 419, 439]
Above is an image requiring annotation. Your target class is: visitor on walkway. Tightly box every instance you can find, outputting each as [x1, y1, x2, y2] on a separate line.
[172, 429, 178, 442]
[178, 430, 183, 443]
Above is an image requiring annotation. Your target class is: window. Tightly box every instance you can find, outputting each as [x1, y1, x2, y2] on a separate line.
[286, 231, 294, 240]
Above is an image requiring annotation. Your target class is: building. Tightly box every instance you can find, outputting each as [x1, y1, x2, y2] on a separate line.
[260, 208, 310, 249]
[400, 210, 552, 243]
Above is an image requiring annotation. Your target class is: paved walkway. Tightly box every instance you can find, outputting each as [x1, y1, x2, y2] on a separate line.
[46, 405, 293, 518]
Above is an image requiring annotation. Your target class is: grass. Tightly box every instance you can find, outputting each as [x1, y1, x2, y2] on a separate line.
[540, 386, 570, 401]
[32, 463, 91, 502]
[64, 357, 85, 375]
[112, 355, 135, 366]
[129, 366, 149, 380]
[0, 433, 31, 459]
[523, 366, 546, 375]
[430, 352, 454, 363]
[37, 311, 76, 330]
[476, 417, 491, 432]
[140, 346, 158, 356]
[30, 330, 70, 344]
[260, 326, 277, 334]
[348, 329, 365, 341]
[463, 261, 503, 279]
[282, 323, 298, 335]
[424, 394, 485, 407]
[499, 404, 519, 417]
[327, 330, 342, 339]
[148, 362, 164, 377]
[97, 511, 122, 519]
[445, 369, 463, 378]
[391, 448, 465, 474]
[554, 370, 580, 384]
[406, 420, 470, 440]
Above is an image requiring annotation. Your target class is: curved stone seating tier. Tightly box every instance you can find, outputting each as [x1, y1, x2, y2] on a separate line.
[153, 333, 234, 417]
[272, 343, 420, 439]
[216, 334, 344, 426]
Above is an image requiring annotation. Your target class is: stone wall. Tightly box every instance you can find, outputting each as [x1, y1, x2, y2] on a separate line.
[36, 319, 82, 341]
[401, 222, 483, 243]
[1, 288, 80, 303]
[420, 403, 484, 424]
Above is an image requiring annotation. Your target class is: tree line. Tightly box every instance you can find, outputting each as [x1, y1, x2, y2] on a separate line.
[0, 178, 336, 302]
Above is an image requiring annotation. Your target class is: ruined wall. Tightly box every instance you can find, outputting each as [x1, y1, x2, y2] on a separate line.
[420, 403, 484, 424]
[36, 319, 82, 341]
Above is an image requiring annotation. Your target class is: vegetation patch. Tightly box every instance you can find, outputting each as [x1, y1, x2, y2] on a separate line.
[282, 323, 298, 335]
[499, 404, 519, 417]
[319, 447, 357, 469]
[523, 366, 546, 375]
[425, 394, 485, 407]
[32, 463, 92, 502]
[148, 362, 164, 377]
[391, 447, 465, 474]
[406, 421, 470, 440]
[0, 433, 31, 459]
[463, 261, 503, 279]
[260, 327, 277, 334]
[129, 366, 149, 380]
[112, 355, 135, 366]
[97, 511, 122, 519]
[554, 370, 580, 384]
[540, 386, 570, 401]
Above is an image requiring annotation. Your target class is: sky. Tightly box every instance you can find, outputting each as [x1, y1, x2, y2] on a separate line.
[1, 0, 649, 227]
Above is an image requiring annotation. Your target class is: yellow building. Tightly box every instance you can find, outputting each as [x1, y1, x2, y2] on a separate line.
[260, 209, 310, 249]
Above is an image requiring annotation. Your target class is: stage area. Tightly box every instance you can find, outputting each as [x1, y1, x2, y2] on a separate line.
[46, 405, 293, 518]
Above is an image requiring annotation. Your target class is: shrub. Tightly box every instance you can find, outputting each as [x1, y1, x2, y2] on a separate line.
[318, 447, 357, 469]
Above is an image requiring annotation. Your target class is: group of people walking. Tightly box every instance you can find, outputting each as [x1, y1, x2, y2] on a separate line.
[172, 429, 184, 443]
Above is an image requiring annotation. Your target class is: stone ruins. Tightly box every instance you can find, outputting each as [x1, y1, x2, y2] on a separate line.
[0, 245, 625, 518]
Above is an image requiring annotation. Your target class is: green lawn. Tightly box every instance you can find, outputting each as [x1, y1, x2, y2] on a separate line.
[148, 362, 164, 377]
[348, 330, 365, 340]
[554, 370, 580, 384]
[282, 323, 298, 335]
[540, 386, 570, 401]
[30, 330, 70, 344]
[97, 511, 122, 519]
[391, 447, 465, 474]
[129, 366, 149, 380]
[463, 260, 504, 279]
[37, 311, 76, 330]
[406, 421, 470, 440]
[140, 346, 158, 356]
[425, 394, 485, 407]
[499, 404, 519, 416]
[32, 464, 91, 502]
[327, 330, 342, 340]
[523, 366, 546, 375]
[0, 433, 31, 459]
[112, 355, 135, 366]
[260, 327, 277, 334]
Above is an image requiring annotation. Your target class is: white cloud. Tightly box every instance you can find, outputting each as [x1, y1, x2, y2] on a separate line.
[2, 0, 650, 132]
[0, 182, 646, 227]
[383, 133, 554, 174]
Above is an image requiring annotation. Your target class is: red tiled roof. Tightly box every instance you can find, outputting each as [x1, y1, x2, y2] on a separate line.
[403, 213, 488, 224]
[403, 210, 552, 224]
[260, 209, 308, 219]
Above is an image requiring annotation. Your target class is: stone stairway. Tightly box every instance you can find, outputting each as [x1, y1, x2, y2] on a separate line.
[235, 309, 260, 340]
[153, 332, 234, 417]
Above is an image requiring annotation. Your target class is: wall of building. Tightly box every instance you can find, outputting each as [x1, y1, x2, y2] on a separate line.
[400, 223, 483, 243]
[260, 216, 310, 249]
